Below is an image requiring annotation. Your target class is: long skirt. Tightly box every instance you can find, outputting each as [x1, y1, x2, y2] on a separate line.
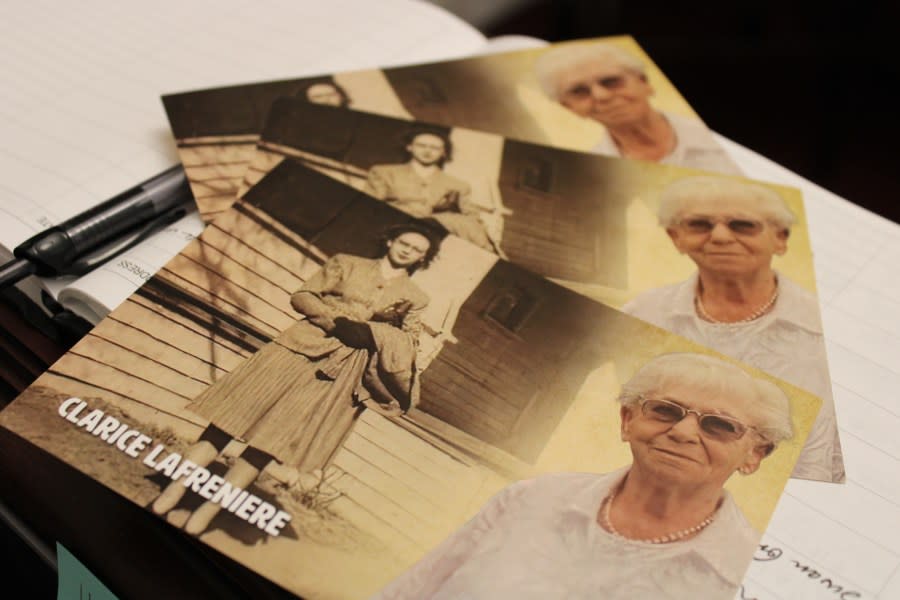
[188, 341, 368, 471]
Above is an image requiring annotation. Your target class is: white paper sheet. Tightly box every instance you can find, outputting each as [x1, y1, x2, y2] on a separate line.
[717, 135, 900, 600]
[0, 0, 485, 319]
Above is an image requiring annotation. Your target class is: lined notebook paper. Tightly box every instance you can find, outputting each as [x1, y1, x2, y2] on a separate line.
[2, 1, 899, 598]
[0, 0, 484, 245]
[718, 136, 900, 600]
[0, 0, 485, 318]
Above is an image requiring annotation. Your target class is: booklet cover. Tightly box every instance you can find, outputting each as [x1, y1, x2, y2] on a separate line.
[162, 36, 741, 221]
[243, 98, 843, 484]
[0, 161, 817, 599]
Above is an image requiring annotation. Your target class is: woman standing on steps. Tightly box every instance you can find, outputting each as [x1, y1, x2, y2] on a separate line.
[151, 222, 442, 535]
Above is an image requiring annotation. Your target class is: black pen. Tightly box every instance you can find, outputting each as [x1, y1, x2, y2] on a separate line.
[0, 165, 195, 290]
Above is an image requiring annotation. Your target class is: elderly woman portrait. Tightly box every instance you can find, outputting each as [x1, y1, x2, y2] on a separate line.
[534, 43, 738, 174]
[364, 129, 498, 252]
[372, 353, 792, 600]
[151, 222, 443, 535]
[623, 176, 840, 482]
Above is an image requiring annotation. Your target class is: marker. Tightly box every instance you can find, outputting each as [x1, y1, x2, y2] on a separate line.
[0, 165, 195, 290]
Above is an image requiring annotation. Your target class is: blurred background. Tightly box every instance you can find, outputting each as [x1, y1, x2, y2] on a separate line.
[435, 0, 900, 224]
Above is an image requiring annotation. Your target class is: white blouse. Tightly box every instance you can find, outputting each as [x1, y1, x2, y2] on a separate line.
[371, 468, 757, 600]
[591, 111, 742, 175]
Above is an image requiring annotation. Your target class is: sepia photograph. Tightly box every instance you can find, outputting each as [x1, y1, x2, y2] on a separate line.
[243, 99, 843, 483]
[162, 36, 735, 221]
[0, 162, 818, 599]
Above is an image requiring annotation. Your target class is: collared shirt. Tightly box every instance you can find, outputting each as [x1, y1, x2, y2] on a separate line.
[623, 273, 843, 482]
[371, 468, 757, 600]
[591, 111, 742, 175]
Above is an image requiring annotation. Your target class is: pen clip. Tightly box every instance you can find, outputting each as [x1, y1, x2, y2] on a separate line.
[63, 206, 188, 277]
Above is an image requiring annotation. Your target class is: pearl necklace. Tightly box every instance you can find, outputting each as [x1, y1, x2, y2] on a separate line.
[695, 281, 779, 324]
[600, 489, 716, 544]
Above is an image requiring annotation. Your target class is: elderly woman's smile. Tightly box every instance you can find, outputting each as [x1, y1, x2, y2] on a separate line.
[556, 61, 654, 126]
[666, 198, 788, 279]
[621, 380, 768, 491]
[650, 446, 699, 462]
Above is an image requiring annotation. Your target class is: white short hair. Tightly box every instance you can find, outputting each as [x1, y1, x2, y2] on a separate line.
[617, 353, 794, 446]
[534, 42, 646, 100]
[657, 176, 797, 232]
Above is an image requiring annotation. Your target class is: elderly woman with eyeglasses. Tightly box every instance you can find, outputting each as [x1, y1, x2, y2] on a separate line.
[623, 176, 841, 482]
[371, 353, 792, 600]
[534, 43, 739, 174]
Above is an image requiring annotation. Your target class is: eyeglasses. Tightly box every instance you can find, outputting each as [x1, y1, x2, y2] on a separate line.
[638, 397, 753, 442]
[678, 216, 765, 236]
[562, 75, 629, 99]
